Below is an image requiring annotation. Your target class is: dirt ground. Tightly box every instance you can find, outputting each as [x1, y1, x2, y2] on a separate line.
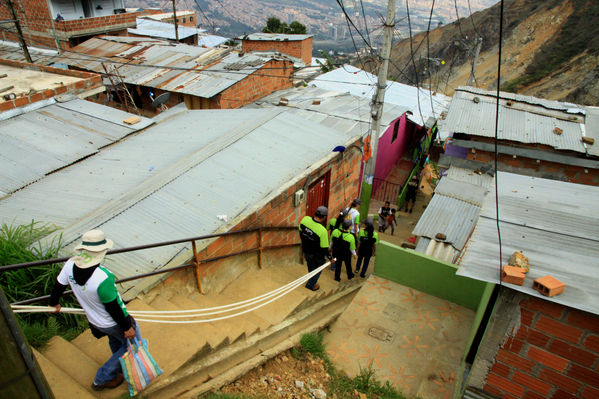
[216, 350, 333, 399]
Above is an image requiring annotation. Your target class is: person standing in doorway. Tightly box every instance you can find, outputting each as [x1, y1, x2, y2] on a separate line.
[355, 218, 379, 277]
[378, 201, 391, 232]
[331, 219, 356, 282]
[299, 206, 330, 291]
[50, 230, 141, 391]
[405, 175, 419, 213]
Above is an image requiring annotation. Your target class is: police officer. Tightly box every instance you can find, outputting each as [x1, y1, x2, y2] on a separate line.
[299, 206, 330, 291]
[331, 218, 356, 282]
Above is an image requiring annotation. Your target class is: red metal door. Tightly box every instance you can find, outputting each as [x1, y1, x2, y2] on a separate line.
[306, 170, 331, 217]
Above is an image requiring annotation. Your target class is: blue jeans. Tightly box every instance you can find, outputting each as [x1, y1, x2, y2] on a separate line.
[356, 253, 372, 277]
[93, 321, 142, 385]
[304, 252, 324, 289]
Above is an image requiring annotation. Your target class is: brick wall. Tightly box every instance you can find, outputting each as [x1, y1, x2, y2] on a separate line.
[0, 0, 142, 50]
[216, 59, 293, 109]
[242, 37, 313, 65]
[483, 297, 599, 399]
[0, 59, 102, 112]
[195, 143, 363, 293]
[465, 149, 599, 186]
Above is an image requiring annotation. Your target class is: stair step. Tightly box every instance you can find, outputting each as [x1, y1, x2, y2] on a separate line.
[220, 268, 307, 325]
[183, 294, 266, 341]
[71, 330, 110, 367]
[147, 295, 222, 348]
[41, 336, 103, 395]
[33, 348, 97, 399]
[125, 299, 209, 377]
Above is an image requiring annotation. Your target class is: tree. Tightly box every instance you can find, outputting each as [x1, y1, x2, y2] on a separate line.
[262, 17, 307, 34]
[289, 21, 307, 34]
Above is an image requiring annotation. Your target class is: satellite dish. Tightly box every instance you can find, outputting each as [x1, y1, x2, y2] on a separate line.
[150, 92, 170, 110]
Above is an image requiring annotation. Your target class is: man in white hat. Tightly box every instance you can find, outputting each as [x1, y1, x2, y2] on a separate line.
[49, 229, 140, 391]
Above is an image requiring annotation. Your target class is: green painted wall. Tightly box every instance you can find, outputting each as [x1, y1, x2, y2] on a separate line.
[373, 241, 490, 310]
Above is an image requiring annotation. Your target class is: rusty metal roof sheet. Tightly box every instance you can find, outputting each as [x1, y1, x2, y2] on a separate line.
[56, 37, 272, 98]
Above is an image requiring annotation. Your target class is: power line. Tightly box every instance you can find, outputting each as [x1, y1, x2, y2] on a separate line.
[193, 0, 217, 33]
[405, 0, 425, 126]
[425, 0, 436, 117]
[359, 0, 372, 48]
[493, 0, 505, 285]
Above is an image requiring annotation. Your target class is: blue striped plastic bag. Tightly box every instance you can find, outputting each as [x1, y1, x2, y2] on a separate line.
[120, 338, 163, 396]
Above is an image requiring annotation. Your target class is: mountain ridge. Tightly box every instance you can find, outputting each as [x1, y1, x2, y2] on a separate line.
[385, 0, 599, 106]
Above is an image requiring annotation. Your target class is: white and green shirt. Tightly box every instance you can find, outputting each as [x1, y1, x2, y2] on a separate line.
[57, 259, 128, 328]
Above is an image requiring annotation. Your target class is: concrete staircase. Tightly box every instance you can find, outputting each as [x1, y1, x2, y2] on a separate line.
[34, 262, 364, 398]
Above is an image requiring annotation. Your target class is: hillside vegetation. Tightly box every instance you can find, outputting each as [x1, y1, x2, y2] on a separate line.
[385, 0, 599, 106]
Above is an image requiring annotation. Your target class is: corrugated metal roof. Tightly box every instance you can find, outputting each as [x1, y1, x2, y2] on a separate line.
[583, 106, 599, 157]
[412, 195, 483, 251]
[55, 37, 272, 98]
[412, 166, 491, 256]
[457, 172, 599, 316]
[439, 87, 588, 154]
[0, 107, 357, 299]
[0, 40, 60, 65]
[197, 34, 228, 47]
[242, 33, 312, 41]
[249, 85, 408, 137]
[311, 65, 451, 126]
[446, 166, 494, 189]
[0, 98, 153, 196]
[128, 18, 199, 40]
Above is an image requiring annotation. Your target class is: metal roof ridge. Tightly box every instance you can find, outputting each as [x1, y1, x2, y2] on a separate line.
[48, 108, 286, 249]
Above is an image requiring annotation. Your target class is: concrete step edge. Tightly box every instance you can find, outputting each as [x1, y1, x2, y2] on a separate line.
[143, 281, 361, 396]
[33, 347, 97, 399]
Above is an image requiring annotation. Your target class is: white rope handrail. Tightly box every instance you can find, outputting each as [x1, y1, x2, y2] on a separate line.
[10, 261, 333, 324]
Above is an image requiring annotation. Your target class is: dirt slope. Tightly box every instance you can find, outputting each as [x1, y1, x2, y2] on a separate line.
[386, 0, 599, 106]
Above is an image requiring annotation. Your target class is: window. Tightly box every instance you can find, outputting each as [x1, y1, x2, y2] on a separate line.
[189, 16, 193, 22]
[181, 18, 185, 23]
[391, 119, 400, 143]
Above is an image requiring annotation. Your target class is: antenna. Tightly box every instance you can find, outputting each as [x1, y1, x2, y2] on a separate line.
[150, 92, 170, 111]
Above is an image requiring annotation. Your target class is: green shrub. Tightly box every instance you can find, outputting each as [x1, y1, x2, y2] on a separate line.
[0, 221, 86, 348]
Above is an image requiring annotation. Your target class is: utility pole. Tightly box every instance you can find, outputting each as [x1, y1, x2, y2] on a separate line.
[172, 0, 179, 42]
[468, 37, 483, 86]
[6, 0, 32, 62]
[359, 0, 396, 220]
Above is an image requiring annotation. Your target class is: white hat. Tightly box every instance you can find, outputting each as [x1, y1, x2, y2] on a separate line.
[73, 230, 114, 268]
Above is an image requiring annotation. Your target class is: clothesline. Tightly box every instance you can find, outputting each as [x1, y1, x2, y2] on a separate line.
[10, 261, 332, 324]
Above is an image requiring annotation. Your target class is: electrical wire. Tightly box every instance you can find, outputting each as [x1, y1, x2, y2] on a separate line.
[425, 0, 436, 118]
[494, 0, 505, 285]
[359, 0, 372, 48]
[405, 0, 425, 127]
[193, 0, 217, 33]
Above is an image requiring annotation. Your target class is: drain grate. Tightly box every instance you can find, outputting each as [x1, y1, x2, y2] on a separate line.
[368, 326, 395, 343]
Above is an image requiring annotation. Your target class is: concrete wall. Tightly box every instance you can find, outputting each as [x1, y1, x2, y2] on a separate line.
[0, 0, 144, 50]
[373, 115, 408, 181]
[374, 241, 490, 310]
[194, 142, 363, 294]
[242, 37, 313, 65]
[469, 289, 599, 399]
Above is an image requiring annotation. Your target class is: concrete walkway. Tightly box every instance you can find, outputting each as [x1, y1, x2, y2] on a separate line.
[324, 275, 475, 399]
